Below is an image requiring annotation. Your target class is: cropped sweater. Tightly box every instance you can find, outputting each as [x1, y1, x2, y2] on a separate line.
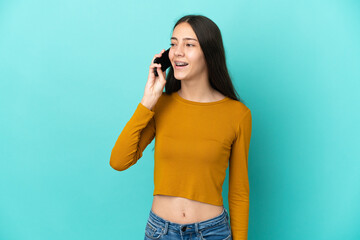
[110, 91, 252, 240]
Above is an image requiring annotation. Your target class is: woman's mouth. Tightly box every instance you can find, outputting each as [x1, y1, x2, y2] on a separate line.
[174, 61, 189, 70]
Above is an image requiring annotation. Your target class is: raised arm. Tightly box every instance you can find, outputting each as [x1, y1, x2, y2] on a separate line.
[109, 48, 167, 171]
[109, 101, 157, 171]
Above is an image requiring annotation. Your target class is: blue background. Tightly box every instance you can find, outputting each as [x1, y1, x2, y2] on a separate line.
[1, 0, 359, 239]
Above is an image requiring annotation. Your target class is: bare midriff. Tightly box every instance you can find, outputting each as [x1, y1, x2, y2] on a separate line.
[151, 194, 224, 224]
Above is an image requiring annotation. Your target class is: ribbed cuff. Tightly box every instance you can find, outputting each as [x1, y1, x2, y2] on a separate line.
[130, 102, 155, 122]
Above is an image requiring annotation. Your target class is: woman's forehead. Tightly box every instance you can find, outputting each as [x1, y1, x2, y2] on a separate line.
[172, 23, 197, 40]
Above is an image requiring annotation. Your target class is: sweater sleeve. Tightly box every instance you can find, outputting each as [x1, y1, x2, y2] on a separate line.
[228, 109, 252, 240]
[109, 102, 156, 171]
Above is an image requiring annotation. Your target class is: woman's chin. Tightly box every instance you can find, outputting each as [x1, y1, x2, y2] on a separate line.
[174, 72, 188, 80]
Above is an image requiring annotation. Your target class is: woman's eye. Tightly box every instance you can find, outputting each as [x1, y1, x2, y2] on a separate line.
[170, 43, 194, 47]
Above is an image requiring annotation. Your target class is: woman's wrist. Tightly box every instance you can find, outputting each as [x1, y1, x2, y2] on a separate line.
[141, 96, 158, 111]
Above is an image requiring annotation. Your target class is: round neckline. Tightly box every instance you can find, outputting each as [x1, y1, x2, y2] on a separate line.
[172, 91, 230, 106]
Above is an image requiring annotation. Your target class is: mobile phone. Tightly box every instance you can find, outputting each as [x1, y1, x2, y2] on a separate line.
[153, 48, 171, 77]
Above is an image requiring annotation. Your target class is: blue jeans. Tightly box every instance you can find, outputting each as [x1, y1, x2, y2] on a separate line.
[144, 207, 232, 240]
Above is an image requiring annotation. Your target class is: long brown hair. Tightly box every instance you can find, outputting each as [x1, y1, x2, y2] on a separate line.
[164, 14, 246, 104]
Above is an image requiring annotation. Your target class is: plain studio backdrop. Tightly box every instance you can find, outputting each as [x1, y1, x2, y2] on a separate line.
[0, 0, 359, 239]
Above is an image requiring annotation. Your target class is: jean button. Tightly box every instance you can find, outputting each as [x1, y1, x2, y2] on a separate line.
[181, 226, 187, 231]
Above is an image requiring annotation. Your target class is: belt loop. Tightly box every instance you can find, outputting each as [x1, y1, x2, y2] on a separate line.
[163, 221, 169, 235]
[224, 208, 229, 221]
[195, 222, 199, 233]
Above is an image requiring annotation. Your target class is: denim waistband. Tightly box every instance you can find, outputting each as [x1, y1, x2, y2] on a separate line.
[147, 207, 229, 234]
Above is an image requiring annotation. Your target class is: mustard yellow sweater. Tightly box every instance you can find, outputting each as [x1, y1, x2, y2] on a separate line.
[110, 91, 252, 240]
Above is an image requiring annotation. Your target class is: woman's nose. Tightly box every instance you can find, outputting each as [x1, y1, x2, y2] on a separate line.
[174, 45, 184, 56]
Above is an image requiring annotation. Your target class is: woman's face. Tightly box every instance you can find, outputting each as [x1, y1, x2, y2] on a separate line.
[169, 22, 207, 81]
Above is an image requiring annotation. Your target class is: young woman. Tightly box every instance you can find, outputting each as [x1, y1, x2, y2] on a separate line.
[110, 14, 252, 240]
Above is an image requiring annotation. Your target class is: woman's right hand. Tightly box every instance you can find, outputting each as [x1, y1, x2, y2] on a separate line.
[143, 49, 167, 99]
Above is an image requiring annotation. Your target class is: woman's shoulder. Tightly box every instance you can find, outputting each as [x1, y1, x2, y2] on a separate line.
[226, 97, 251, 115]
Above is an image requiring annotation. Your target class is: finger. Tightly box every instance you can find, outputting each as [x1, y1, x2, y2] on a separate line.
[155, 63, 162, 72]
[148, 65, 155, 77]
[151, 50, 165, 64]
[159, 49, 165, 56]
[149, 63, 161, 76]
[150, 63, 161, 69]
[149, 63, 159, 73]
[155, 65, 164, 80]
[151, 51, 163, 63]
